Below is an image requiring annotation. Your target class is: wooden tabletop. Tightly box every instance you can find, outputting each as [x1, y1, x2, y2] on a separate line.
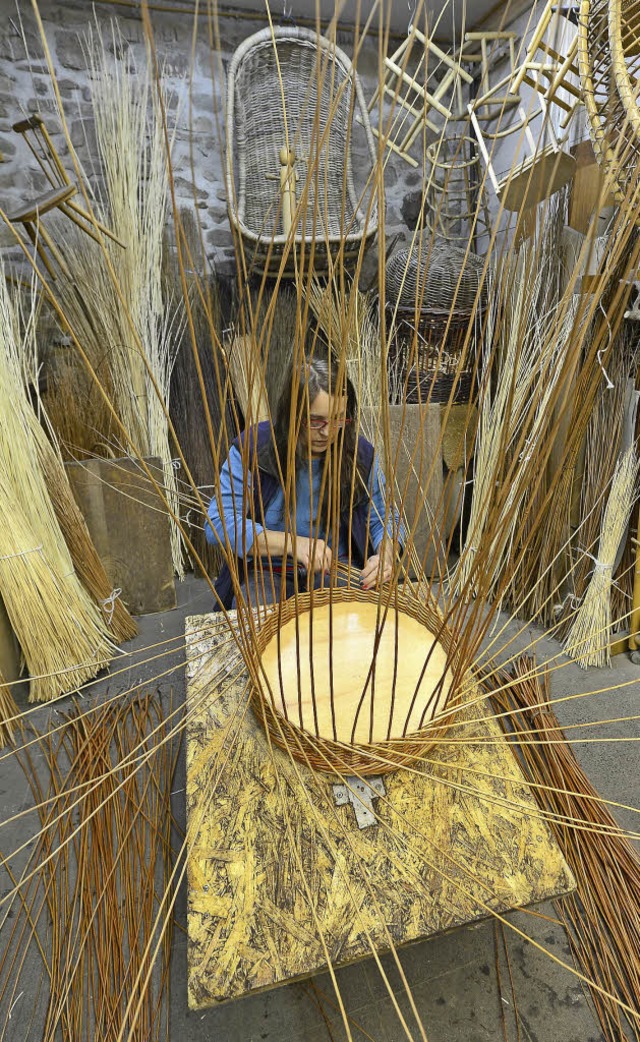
[185, 610, 574, 1010]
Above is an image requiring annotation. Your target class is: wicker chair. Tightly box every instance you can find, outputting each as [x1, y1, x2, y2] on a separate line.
[225, 27, 378, 277]
[578, 0, 640, 204]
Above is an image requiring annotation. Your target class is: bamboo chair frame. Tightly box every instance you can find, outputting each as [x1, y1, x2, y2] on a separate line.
[367, 25, 473, 167]
[7, 113, 124, 277]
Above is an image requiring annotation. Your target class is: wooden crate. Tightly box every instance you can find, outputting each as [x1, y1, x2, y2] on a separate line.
[65, 456, 176, 616]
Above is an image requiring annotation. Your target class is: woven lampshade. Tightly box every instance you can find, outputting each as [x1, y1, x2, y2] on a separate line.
[248, 588, 464, 776]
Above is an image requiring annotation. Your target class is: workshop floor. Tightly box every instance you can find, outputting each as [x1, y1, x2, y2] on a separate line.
[2, 573, 638, 1042]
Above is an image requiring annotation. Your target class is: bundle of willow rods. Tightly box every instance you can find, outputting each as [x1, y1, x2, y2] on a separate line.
[48, 25, 185, 576]
[165, 215, 234, 577]
[0, 670, 18, 747]
[1, 694, 178, 1042]
[566, 445, 640, 668]
[490, 656, 640, 1042]
[34, 426, 137, 643]
[0, 274, 115, 703]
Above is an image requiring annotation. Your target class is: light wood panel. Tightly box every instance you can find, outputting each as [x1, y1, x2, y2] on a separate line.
[259, 600, 452, 743]
[185, 611, 575, 1009]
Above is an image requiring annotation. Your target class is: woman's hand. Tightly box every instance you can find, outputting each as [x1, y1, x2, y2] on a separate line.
[295, 536, 332, 573]
[360, 544, 394, 589]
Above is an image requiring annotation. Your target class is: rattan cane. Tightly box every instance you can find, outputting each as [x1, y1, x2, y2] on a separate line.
[248, 588, 465, 776]
[578, 0, 640, 204]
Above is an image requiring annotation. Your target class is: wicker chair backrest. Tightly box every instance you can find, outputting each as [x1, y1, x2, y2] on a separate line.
[226, 27, 377, 243]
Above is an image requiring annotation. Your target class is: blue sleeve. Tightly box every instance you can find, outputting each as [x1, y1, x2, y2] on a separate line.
[205, 444, 263, 557]
[367, 455, 406, 552]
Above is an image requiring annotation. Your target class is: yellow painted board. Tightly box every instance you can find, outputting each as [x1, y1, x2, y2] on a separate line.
[185, 611, 575, 1010]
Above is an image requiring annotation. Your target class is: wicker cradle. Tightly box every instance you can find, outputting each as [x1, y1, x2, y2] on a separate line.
[386, 239, 486, 404]
[226, 27, 378, 277]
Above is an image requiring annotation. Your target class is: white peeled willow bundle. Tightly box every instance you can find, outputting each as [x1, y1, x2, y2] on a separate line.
[565, 446, 640, 669]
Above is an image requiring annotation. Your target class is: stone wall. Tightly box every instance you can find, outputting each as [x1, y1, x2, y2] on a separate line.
[0, 0, 429, 276]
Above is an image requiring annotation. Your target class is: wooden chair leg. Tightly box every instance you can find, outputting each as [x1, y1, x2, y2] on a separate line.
[23, 220, 58, 279]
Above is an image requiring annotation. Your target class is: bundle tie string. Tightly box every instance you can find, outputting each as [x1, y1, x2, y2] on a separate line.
[0, 545, 43, 562]
[102, 588, 122, 625]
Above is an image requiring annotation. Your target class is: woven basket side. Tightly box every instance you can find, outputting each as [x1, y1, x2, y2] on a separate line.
[247, 588, 466, 775]
[386, 241, 486, 314]
[578, 0, 628, 202]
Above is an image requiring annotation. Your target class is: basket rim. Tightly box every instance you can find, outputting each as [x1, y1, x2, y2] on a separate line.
[247, 588, 466, 774]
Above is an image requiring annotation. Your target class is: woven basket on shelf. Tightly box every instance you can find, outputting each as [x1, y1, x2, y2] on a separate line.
[247, 587, 465, 776]
[385, 239, 486, 315]
[226, 27, 378, 276]
[385, 239, 484, 405]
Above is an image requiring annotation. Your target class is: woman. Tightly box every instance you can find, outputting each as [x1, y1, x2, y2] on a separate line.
[206, 343, 402, 609]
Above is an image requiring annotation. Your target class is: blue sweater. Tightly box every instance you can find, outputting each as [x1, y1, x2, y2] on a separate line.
[206, 443, 396, 560]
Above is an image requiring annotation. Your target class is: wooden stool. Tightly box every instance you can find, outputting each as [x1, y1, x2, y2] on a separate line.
[7, 113, 123, 277]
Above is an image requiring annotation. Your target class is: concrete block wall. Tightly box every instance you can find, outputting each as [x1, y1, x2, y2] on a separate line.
[0, 0, 433, 276]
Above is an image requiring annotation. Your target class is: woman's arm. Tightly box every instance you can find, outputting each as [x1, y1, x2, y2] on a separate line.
[360, 456, 404, 588]
[205, 444, 263, 557]
[207, 449, 332, 572]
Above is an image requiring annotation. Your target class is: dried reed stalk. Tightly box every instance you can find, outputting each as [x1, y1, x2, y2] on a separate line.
[304, 275, 382, 428]
[558, 339, 638, 636]
[225, 332, 271, 423]
[490, 657, 640, 1042]
[42, 348, 119, 460]
[35, 432, 138, 643]
[0, 271, 115, 702]
[452, 239, 577, 606]
[47, 24, 185, 575]
[565, 446, 640, 668]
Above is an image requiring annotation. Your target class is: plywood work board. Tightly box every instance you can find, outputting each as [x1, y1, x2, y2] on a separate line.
[185, 611, 574, 1009]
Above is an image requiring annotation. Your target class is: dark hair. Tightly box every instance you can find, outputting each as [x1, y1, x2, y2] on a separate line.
[272, 337, 366, 519]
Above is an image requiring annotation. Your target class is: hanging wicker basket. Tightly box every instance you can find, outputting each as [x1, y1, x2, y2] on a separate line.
[248, 588, 466, 776]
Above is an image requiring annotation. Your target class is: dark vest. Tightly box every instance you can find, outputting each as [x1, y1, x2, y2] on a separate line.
[211, 421, 376, 610]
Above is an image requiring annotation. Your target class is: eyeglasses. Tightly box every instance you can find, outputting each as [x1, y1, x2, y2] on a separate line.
[308, 416, 352, 432]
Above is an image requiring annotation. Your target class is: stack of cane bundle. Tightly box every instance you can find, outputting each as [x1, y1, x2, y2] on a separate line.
[565, 445, 640, 668]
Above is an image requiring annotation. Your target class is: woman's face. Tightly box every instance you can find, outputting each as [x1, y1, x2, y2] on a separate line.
[306, 390, 349, 457]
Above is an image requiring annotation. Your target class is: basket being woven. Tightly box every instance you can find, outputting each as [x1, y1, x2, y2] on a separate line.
[578, 0, 640, 205]
[248, 588, 465, 775]
[386, 238, 486, 315]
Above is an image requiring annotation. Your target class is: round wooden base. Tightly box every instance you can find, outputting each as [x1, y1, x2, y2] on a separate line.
[259, 599, 453, 745]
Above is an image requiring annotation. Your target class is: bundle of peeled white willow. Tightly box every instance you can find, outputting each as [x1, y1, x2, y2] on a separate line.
[565, 444, 640, 668]
[48, 24, 185, 576]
